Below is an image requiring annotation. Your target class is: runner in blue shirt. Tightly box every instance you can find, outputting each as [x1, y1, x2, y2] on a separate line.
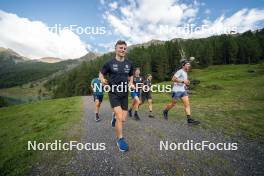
[91, 75, 104, 122]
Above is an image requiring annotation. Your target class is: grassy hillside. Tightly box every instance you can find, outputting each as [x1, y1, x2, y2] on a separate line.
[139, 63, 264, 142]
[0, 96, 83, 176]
[0, 79, 52, 105]
[0, 59, 80, 88]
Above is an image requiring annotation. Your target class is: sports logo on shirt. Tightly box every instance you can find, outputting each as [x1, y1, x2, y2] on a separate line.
[113, 64, 118, 71]
[124, 64, 130, 73]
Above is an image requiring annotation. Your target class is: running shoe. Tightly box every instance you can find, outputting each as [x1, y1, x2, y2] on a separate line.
[134, 113, 140, 120]
[148, 114, 154, 118]
[95, 116, 101, 122]
[187, 118, 200, 125]
[116, 138, 129, 152]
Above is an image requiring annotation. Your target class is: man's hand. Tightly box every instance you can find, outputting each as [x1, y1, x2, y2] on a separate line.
[101, 78, 108, 85]
[183, 80, 190, 85]
[128, 82, 135, 90]
[99, 72, 108, 85]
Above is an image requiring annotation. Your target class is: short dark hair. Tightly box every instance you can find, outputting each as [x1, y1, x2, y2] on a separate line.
[181, 59, 190, 67]
[115, 40, 127, 48]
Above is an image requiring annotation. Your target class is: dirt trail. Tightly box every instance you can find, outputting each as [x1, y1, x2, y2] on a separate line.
[32, 96, 264, 175]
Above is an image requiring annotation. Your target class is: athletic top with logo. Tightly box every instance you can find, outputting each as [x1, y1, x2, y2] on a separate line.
[172, 69, 188, 92]
[91, 78, 103, 96]
[101, 58, 134, 93]
[133, 76, 143, 91]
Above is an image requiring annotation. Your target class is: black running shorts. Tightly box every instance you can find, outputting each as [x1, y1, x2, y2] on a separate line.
[109, 92, 128, 110]
[141, 91, 152, 103]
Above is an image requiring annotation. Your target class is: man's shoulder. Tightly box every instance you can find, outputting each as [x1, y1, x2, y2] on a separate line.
[180, 69, 186, 73]
[175, 69, 182, 74]
[124, 58, 133, 65]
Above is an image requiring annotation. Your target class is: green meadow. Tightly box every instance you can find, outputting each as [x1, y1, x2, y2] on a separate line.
[0, 96, 83, 176]
[140, 63, 264, 142]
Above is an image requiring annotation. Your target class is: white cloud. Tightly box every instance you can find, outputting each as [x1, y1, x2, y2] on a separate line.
[0, 10, 88, 59]
[103, 0, 264, 44]
[103, 0, 200, 43]
[194, 8, 264, 38]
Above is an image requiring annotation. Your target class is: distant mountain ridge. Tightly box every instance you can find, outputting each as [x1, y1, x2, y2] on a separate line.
[0, 47, 29, 64]
[0, 47, 100, 63]
[0, 47, 100, 88]
[38, 57, 63, 63]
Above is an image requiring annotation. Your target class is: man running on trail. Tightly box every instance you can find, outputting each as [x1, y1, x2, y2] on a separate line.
[91, 75, 104, 122]
[128, 68, 143, 120]
[99, 40, 134, 152]
[141, 74, 154, 118]
[163, 59, 200, 125]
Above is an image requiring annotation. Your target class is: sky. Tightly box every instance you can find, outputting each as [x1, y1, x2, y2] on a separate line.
[0, 0, 264, 59]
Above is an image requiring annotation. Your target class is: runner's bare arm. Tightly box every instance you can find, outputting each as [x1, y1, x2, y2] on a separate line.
[128, 76, 135, 89]
[99, 72, 108, 85]
[172, 75, 183, 83]
[172, 75, 190, 85]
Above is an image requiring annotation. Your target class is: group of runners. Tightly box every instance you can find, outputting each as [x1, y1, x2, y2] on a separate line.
[91, 40, 200, 152]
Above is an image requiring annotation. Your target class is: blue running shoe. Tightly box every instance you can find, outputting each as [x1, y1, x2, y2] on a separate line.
[116, 138, 129, 152]
[111, 113, 116, 127]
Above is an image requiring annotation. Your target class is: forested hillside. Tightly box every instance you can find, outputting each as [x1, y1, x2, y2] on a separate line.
[45, 29, 264, 98]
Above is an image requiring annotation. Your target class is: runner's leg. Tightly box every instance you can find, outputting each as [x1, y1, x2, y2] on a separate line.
[148, 98, 153, 112]
[113, 106, 124, 138]
[133, 96, 140, 111]
[133, 96, 141, 120]
[122, 110, 128, 122]
[95, 99, 100, 113]
[163, 98, 176, 119]
[165, 98, 177, 110]
[181, 96, 191, 116]
[182, 95, 200, 124]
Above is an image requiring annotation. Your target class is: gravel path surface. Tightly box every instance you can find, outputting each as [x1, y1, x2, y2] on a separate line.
[32, 96, 264, 175]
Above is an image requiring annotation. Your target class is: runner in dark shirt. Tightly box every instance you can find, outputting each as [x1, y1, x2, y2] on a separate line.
[141, 74, 154, 118]
[128, 68, 143, 120]
[99, 40, 134, 152]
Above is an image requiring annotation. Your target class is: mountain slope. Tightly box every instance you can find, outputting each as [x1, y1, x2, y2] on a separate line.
[0, 49, 99, 88]
[0, 47, 29, 67]
[0, 59, 80, 88]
